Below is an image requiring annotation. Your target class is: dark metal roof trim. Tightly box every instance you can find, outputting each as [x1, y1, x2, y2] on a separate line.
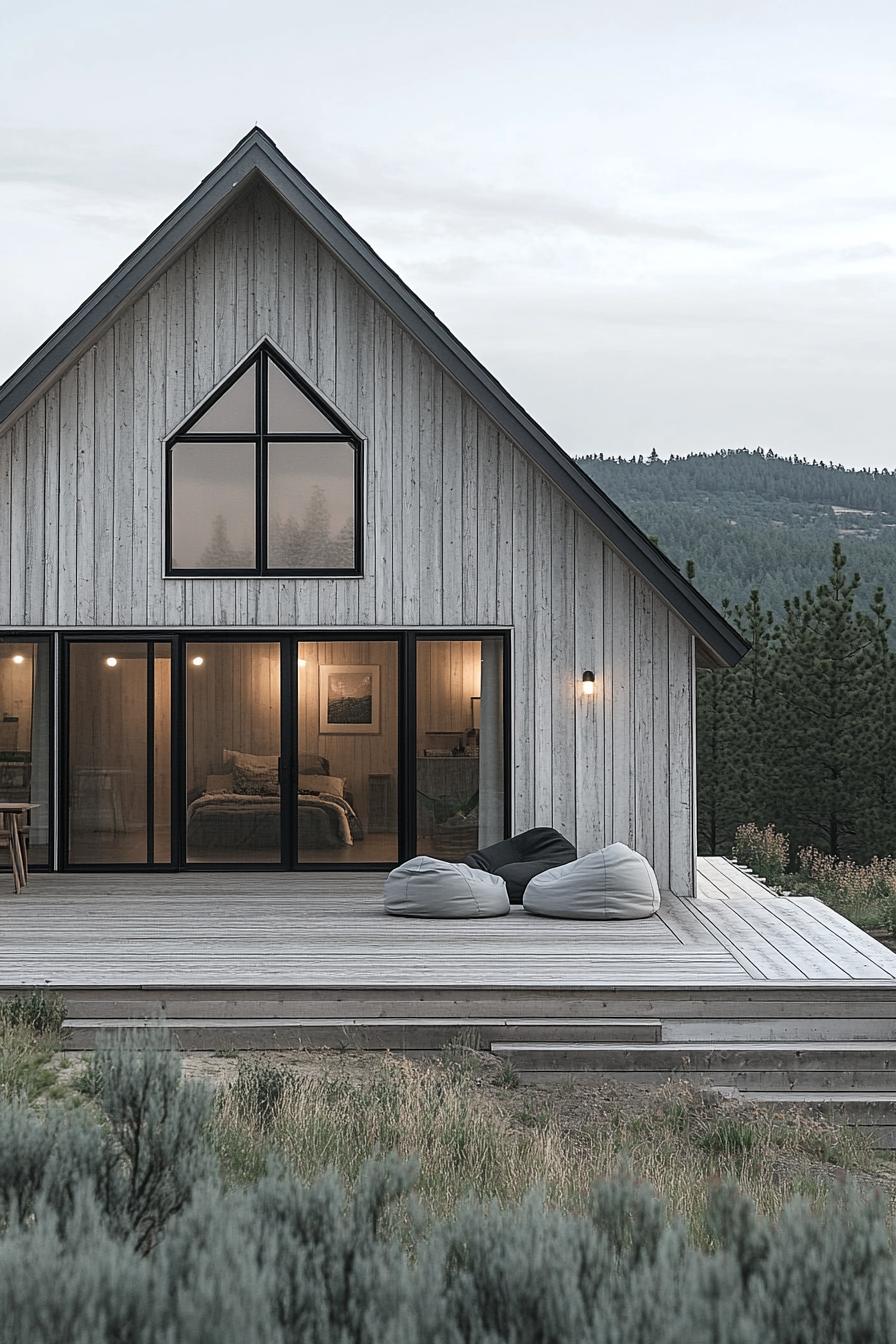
[0, 128, 748, 667]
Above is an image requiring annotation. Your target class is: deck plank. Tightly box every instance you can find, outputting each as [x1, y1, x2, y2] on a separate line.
[0, 859, 890, 990]
[702, 858, 896, 981]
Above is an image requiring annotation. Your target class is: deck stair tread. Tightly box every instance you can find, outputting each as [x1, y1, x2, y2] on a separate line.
[64, 1016, 662, 1029]
[737, 1090, 896, 1103]
[491, 1041, 896, 1054]
[62, 1016, 664, 1049]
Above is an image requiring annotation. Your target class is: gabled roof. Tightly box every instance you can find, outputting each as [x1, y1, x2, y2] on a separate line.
[0, 128, 748, 667]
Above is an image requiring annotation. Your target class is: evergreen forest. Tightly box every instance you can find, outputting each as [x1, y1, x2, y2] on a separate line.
[578, 449, 896, 623]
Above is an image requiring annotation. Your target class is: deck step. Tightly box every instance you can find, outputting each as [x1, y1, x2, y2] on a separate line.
[491, 1041, 896, 1092]
[728, 1090, 896, 1151]
[63, 1016, 662, 1051]
[664, 1017, 896, 1044]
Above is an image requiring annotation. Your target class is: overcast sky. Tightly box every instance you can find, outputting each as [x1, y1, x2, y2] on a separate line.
[1, 0, 894, 468]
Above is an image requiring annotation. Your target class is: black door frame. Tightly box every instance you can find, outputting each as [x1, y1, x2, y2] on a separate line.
[61, 635, 175, 873]
[58, 629, 511, 873]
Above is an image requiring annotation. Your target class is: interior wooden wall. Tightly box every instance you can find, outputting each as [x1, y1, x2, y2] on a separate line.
[415, 640, 481, 747]
[0, 648, 35, 751]
[68, 644, 148, 838]
[185, 642, 280, 797]
[298, 640, 398, 827]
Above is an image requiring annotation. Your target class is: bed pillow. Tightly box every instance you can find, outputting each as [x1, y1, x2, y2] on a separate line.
[224, 748, 279, 771]
[298, 753, 330, 775]
[298, 773, 345, 798]
[205, 772, 234, 795]
[232, 760, 280, 797]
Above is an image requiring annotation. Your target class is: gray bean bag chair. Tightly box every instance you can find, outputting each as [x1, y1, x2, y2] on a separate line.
[463, 827, 577, 903]
[523, 843, 661, 920]
[384, 857, 510, 918]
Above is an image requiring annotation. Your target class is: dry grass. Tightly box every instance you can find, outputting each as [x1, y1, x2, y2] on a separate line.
[0, 1023, 63, 1101]
[211, 1048, 886, 1229]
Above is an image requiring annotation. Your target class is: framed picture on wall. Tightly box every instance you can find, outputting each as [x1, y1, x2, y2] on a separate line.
[319, 665, 381, 734]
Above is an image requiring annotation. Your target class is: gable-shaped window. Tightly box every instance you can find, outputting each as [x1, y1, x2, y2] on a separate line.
[165, 344, 363, 576]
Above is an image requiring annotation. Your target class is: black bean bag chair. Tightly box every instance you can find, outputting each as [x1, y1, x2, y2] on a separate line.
[463, 827, 578, 904]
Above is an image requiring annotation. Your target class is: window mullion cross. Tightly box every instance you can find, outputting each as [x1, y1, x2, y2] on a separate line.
[165, 344, 360, 577]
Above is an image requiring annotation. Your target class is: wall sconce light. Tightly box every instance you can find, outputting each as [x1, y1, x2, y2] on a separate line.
[191, 655, 205, 668]
[582, 670, 595, 695]
[297, 657, 306, 667]
[11, 654, 24, 665]
[105, 656, 118, 668]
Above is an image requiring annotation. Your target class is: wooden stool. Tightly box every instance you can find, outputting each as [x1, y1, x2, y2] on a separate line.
[0, 803, 38, 893]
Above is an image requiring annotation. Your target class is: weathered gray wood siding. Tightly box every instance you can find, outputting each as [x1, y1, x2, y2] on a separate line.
[0, 183, 695, 893]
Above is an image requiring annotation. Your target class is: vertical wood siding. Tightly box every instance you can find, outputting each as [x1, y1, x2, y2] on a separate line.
[0, 183, 695, 891]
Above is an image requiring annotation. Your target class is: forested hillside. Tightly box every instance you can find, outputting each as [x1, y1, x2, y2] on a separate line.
[577, 449, 896, 617]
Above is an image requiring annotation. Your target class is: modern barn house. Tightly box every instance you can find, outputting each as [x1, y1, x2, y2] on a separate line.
[2, 130, 896, 1140]
[0, 128, 746, 883]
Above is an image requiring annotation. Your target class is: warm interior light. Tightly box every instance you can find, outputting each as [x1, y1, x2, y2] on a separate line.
[11, 654, 24, 665]
[191, 655, 205, 667]
[298, 657, 306, 667]
[582, 669, 595, 695]
[105, 656, 118, 668]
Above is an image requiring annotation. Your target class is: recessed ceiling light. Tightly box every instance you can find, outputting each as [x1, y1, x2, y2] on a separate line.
[191, 655, 205, 667]
[11, 654, 24, 665]
[105, 656, 118, 668]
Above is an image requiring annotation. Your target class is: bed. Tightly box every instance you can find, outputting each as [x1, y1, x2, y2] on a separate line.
[185, 751, 364, 856]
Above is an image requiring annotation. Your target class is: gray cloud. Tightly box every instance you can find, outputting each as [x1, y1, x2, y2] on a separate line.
[0, 0, 894, 469]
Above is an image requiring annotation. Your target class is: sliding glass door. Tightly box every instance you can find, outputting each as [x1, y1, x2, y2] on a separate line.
[66, 640, 172, 866]
[184, 640, 282, 865]
[415, 636, 505, 859]
[61, 631, 507, 871]
[296, 639, 399, 865]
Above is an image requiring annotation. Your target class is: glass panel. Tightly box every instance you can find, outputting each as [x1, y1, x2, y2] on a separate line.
[267, 442, 356, 569]
[297, 641, 398, 864]
[0, 639, 51, 866]
[68, 643, 149, 864]
[415, 638, 505, 859]
[185, 641, 281, 864]
[189, 365, 256, 434]
[153, 645, 172, 863]
[267, 359, 335, 434]
[170, 442, 256, 570]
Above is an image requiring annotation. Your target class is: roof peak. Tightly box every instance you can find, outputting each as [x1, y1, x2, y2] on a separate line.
[0, 129, 748, 666]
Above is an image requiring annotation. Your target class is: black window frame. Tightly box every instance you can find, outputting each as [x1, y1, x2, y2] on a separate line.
[164, 342, 364, 578]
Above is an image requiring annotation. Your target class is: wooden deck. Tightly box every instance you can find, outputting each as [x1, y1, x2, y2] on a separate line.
[1, 856, 894, 991]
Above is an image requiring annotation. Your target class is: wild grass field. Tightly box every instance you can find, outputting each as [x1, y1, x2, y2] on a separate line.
[2, 996, 896, 1341]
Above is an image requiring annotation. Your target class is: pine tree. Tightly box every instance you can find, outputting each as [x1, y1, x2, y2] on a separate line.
[199, 514, 252, 568]
[766, 544, 880, 858]
[696, 599, 752, 854]
[296, 484, 333, 568]
[861, 585, 896, 858]
[729, 590, 775, 827]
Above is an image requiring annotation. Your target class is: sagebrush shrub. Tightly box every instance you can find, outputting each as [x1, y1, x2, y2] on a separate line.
[90, 1023, 215, 1251]
[0, 1027, 894, 1341]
